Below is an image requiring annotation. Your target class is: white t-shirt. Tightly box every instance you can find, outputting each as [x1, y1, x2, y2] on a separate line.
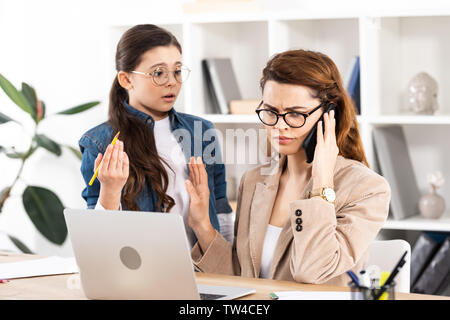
[95, 116, 195, 248]
[259, 224, 283, 279]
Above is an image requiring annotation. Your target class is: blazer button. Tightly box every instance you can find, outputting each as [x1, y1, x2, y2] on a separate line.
[178, 136, 183, 142]
[295, 209, 302, 216]
[296, 218, 302, 224]
[296, 224, 303, 232]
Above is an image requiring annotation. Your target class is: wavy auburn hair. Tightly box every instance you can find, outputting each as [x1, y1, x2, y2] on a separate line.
[260, 49, 368, 167]
[108, 24, 181, 211]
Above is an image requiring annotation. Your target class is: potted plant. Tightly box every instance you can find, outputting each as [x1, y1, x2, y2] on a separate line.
[0, 73, 100, 253]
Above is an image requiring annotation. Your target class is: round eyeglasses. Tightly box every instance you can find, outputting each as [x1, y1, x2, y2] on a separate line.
[255, 101, 325, 128]
[131, 65, 191, 86]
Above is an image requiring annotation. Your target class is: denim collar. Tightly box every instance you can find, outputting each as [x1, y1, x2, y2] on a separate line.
[123, 100, 180, 130]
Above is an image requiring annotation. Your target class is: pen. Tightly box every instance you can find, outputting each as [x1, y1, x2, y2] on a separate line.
[88, 131, 120, 186]
[374, 250, 408, 300]
[346, 270, 360, 287]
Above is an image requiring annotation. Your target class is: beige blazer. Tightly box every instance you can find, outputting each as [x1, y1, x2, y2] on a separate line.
[191, 155, 391, 286]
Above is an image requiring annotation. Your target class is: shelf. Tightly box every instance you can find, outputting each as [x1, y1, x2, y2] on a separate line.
[368, 115, 450, 125]
[107, 12, 450, 239]
[383, 211, 450, 232]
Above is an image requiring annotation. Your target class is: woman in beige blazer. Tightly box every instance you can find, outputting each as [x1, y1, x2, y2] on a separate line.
[184, 49, 391, 286]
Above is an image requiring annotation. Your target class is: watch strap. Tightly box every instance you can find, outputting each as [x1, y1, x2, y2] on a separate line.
[308, 187, 335, 203]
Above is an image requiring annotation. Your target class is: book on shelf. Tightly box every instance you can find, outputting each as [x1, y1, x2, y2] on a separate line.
[345, 56, 360, 115]
[372, 125, 421, 220]
[410, 232, 441, 286]
[412, 235, 450, 295]
[229, 99, 260, 115]
[202, 59, 220, 114]
[437, 269, 450, 296]
[202, 58, 242, 115]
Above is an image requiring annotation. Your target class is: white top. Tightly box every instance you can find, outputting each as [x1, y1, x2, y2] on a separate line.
[259, 224, 283, 279]
[95, 116, 195, 248]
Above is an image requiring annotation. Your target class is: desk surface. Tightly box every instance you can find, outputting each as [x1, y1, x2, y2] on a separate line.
[1, 252, 448, 300]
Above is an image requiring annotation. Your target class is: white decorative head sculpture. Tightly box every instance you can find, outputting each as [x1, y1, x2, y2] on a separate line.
[406, 72, 438, 115]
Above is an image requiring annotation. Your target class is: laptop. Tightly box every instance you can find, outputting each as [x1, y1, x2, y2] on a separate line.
[63, 208, 255, 300]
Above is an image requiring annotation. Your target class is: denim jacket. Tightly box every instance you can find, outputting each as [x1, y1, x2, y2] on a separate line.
[79, 100, 232, 232]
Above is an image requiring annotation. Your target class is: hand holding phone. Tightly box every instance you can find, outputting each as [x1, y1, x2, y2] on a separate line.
[302, 103, 337, 164]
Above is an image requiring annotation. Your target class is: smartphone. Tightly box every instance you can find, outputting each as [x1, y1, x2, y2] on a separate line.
[302, 103, 337, 164]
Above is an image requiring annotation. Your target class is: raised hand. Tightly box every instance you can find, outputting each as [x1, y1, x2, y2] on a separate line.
[185, 156, 216, 251]
[185, 156, 211, 230]
[311, 109, 339, 189]
[96, 140, 129, 210]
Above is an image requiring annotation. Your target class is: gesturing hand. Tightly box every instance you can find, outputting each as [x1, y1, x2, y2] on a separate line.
[311, 109, 339, 189]
[185, 157, 211, 231]
[96, 140, 129, 210]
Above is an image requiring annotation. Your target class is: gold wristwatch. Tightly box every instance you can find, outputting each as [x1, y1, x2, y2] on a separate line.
[309, 187, 336, 204]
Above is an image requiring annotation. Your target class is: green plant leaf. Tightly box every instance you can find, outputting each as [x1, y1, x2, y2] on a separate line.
[8, 235, 34, 254]
[5, 151, 26, 159]
[34, 134, 62, 156]
[65, 145, 82, 160]
[0, 73, 33, 115]
[0, 111, 17, 124]
[22, 186, 67, 245]
[5, 145, 37, 160]
[39, 100, 46, 120]
[56, 101, 100, 115]
[21, 82, 37, 120]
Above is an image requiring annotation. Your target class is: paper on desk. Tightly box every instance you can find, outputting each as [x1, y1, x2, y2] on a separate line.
[0, 256, 79, 279]
[273, 290, 363, 300]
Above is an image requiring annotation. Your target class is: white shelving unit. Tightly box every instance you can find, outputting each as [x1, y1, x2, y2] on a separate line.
[109, 10, 450, 244]
[384, 211, 450, 232]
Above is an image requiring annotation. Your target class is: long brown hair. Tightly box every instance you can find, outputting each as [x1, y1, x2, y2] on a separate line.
[108, 24, 181, 211]
[260, 49, 368, 167]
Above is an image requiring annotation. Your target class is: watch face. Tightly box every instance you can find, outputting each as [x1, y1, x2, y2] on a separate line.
[324, 188, 336, 202]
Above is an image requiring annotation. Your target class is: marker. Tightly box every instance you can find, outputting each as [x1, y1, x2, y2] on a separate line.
[269, 292, 279, 300]
[378, 271, 391, 300]
[88, 131, 120, 186]
[374, 250, 408, 300]
[346, 270, 360, 287]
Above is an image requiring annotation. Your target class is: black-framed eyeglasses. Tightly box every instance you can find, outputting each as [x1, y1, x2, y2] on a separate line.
[131, 65, 191, 86]
[255, 101, 325, 128]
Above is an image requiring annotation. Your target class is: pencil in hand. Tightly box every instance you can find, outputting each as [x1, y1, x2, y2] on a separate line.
[88, 131, 120, 186]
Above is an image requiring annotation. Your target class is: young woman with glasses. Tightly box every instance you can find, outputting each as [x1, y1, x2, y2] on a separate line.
[79, 24, 234, 248]
[185, 49, 391, 286]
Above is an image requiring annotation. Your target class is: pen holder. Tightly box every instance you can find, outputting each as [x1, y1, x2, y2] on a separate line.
[348, 282, 396, 300]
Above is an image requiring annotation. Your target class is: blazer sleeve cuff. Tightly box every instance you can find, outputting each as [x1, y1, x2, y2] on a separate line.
[289, 197, 337, 233]
[191, 230, 231, 272]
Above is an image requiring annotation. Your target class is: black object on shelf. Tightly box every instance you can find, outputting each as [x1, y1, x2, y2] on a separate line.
[410, 232, 441, 286]
[412, 236, 450, 295]
[346, 56, 360, 115]
[202, 58, 242, 115]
